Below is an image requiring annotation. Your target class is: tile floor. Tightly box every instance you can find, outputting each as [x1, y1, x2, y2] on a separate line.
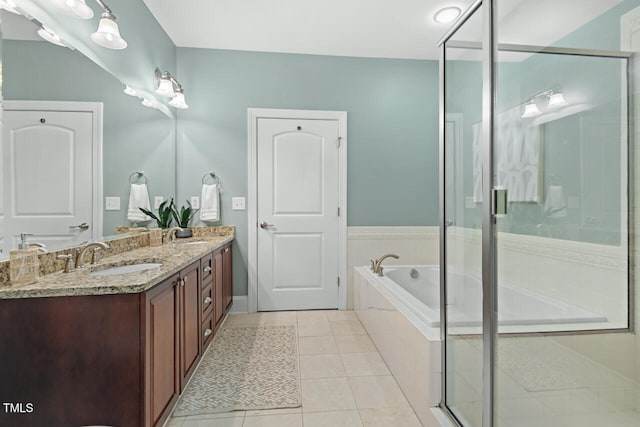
[166, 310, 423, 427]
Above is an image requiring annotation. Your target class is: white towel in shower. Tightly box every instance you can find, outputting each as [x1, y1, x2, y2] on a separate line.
[127, 183, 152, 223]
[200, 184, 220, 222]
[544, 185, 567, 218]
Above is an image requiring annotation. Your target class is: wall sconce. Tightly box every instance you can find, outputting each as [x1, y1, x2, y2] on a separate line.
[90, 0, 127, 49]
[37, 24, 66, 47]
[155, 68, 189, 109]
[0, 0, 19, 14]
[51, 0, 127, 49]
[521, 89, 568, 118]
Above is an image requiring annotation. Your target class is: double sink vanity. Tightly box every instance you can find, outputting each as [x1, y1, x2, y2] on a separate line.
[0, 226, 234, 427]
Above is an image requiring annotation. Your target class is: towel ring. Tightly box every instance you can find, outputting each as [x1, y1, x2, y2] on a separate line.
[129, 171, 148, 185]
[202, 172, 220, 185]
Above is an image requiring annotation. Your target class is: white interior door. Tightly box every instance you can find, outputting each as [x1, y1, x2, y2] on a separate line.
[257, 117, 340, 311]
[2, 107, 95, 254]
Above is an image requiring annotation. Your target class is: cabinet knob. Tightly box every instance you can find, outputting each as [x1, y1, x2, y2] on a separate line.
[203, 266, 212, 273]
[204, 328, 213, 337]
[180, 278, 185, 287]
[204, 296, 212, 305]
[224, 247, 230, 253]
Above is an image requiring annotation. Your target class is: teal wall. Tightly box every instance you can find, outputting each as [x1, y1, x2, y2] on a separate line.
[3, 40, 176, 235]
[175, 48, 440, 295]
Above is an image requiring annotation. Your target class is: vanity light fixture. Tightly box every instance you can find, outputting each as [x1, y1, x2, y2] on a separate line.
[521, 89, 568, 118]
[37, 25, 66, 47]
[521, 100, 541, 118]
[155, 68, 189, 109]
[141, 98, 154, 108]
[123, 85, 137, 96]
[434, 6, 462, 24]
[0, 0, 19, 14]
[90, 0, 127, 50]
[168, 88, 189, 109]
[51, 0, 94, 19]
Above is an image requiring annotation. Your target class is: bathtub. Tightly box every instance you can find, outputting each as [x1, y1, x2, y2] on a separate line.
[352, 265, 609, 427]
[383, 265, 607, 331]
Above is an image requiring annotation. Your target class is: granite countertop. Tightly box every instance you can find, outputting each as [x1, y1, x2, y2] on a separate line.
[0, 234, 234, 299]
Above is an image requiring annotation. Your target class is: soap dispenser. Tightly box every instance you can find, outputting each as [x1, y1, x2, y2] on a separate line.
[9, 234, 41, 285]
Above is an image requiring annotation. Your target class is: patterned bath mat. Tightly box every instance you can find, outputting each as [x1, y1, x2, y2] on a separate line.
[173, 324, 301, 416]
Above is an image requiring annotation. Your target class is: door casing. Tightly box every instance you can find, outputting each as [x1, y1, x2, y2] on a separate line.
[247, 108, 347, 313]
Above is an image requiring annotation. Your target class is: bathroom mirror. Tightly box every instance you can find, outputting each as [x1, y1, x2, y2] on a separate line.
[0, 10, 177, 259]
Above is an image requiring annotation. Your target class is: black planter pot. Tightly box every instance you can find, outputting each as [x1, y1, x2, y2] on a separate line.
[175, 227, 192, 238]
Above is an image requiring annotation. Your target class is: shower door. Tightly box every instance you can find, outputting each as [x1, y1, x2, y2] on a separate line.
[440, 1, 632, 426]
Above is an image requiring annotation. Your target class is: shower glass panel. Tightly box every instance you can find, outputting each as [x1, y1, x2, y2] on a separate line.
[442, 5, 484, 426]
[493, 0, 631, 425]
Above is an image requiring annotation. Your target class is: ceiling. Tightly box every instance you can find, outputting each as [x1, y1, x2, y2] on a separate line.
[144, 1, 620, 60]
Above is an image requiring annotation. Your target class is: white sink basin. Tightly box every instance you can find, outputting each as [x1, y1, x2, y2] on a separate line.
[89, 262, 162, 276]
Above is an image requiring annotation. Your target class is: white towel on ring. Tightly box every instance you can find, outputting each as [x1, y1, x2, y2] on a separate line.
[200, 184, 220, 222]
[127, 183, 152, 223]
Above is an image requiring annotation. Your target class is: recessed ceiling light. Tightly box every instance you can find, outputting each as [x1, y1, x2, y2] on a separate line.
[434, 6, 462, 24]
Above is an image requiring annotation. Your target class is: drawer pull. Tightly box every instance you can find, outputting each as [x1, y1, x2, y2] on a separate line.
[203, 266, 212, 273]
[204, 296, 212, 305]
[204, 328, 213, 337]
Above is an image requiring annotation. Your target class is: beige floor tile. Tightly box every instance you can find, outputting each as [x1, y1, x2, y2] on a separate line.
[341, 352, 390, 376]
[185, 413, 246, 421]
[334, 335, 377, 353]
[359, 407, 422, 427]
[302, 377, 358, 412]
[242, 413, 302, 427]
[166, 417, 185, 427]
[261, 311, 298, 325]
[296, 310, 329, 321]
[303, 410, 363, 427]
[225, 313, 266, 326]
[349, 376, 410, 409]
[300, 354, 346, 379]
[325, 310, 358, 322]
[298, 336, 338, 355]
[330, 319, 367, 336]
[297, 320, 332, 337]
[244, 408, 301, 417]
[181, 415, 244, 427]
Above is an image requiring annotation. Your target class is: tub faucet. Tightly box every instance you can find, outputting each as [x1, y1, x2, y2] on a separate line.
[373, 254, 399, 276]
[76, 242, 110, 268]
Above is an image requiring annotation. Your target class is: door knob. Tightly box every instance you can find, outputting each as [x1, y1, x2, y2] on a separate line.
[259, 221, 274, 229]
[70, 222, 90, 230]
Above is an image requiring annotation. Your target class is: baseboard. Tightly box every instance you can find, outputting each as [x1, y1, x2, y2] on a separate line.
[229, 295, 248, 313]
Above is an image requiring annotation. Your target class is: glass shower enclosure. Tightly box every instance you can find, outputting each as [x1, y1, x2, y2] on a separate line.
[439, 1, 634, 425]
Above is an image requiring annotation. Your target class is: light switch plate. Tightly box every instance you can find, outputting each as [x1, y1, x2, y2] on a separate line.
[190, 196, 200, 209]
[154, 196, 164, 209]
[105, 197, 120, 211]
[232, 197, 246, 210]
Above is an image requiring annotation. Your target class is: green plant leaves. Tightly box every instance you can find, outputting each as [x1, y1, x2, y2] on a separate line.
[171, 200, 199, 227]
[139, 198, 175, 228]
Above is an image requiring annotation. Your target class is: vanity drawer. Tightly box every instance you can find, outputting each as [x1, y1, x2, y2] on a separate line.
[202, 313, 214, 348]
[201, 253, 213, 281]
[201, 282, 213, 318]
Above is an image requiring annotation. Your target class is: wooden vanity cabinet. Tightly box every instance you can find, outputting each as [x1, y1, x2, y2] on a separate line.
[178, 261, 201, 391]
[213, 248, 224, 329]
[144, 273, 180, 427]
[222, 244, 233, 312]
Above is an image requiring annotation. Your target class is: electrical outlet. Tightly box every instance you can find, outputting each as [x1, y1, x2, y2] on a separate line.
[190, 196, 200, 209]
[232, 197, 246, 210]
[154, 196, 164, 209]
[105, 197, 120, 210]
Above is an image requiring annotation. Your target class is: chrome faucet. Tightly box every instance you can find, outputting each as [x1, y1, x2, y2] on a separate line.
[76, 242, 110, 268]
[164, 227, 181, 244]
[371, 254, 399, 276]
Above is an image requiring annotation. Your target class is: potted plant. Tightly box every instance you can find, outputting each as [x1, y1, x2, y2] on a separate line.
[171, 200, 199, 238]
[139, 198, 174, 229]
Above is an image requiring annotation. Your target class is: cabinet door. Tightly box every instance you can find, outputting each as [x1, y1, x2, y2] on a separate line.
[145, 274, 180, 427]
[180, 261, 201, 391]
[223, 245, 233, 312]
[214, 249, 224, 328]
